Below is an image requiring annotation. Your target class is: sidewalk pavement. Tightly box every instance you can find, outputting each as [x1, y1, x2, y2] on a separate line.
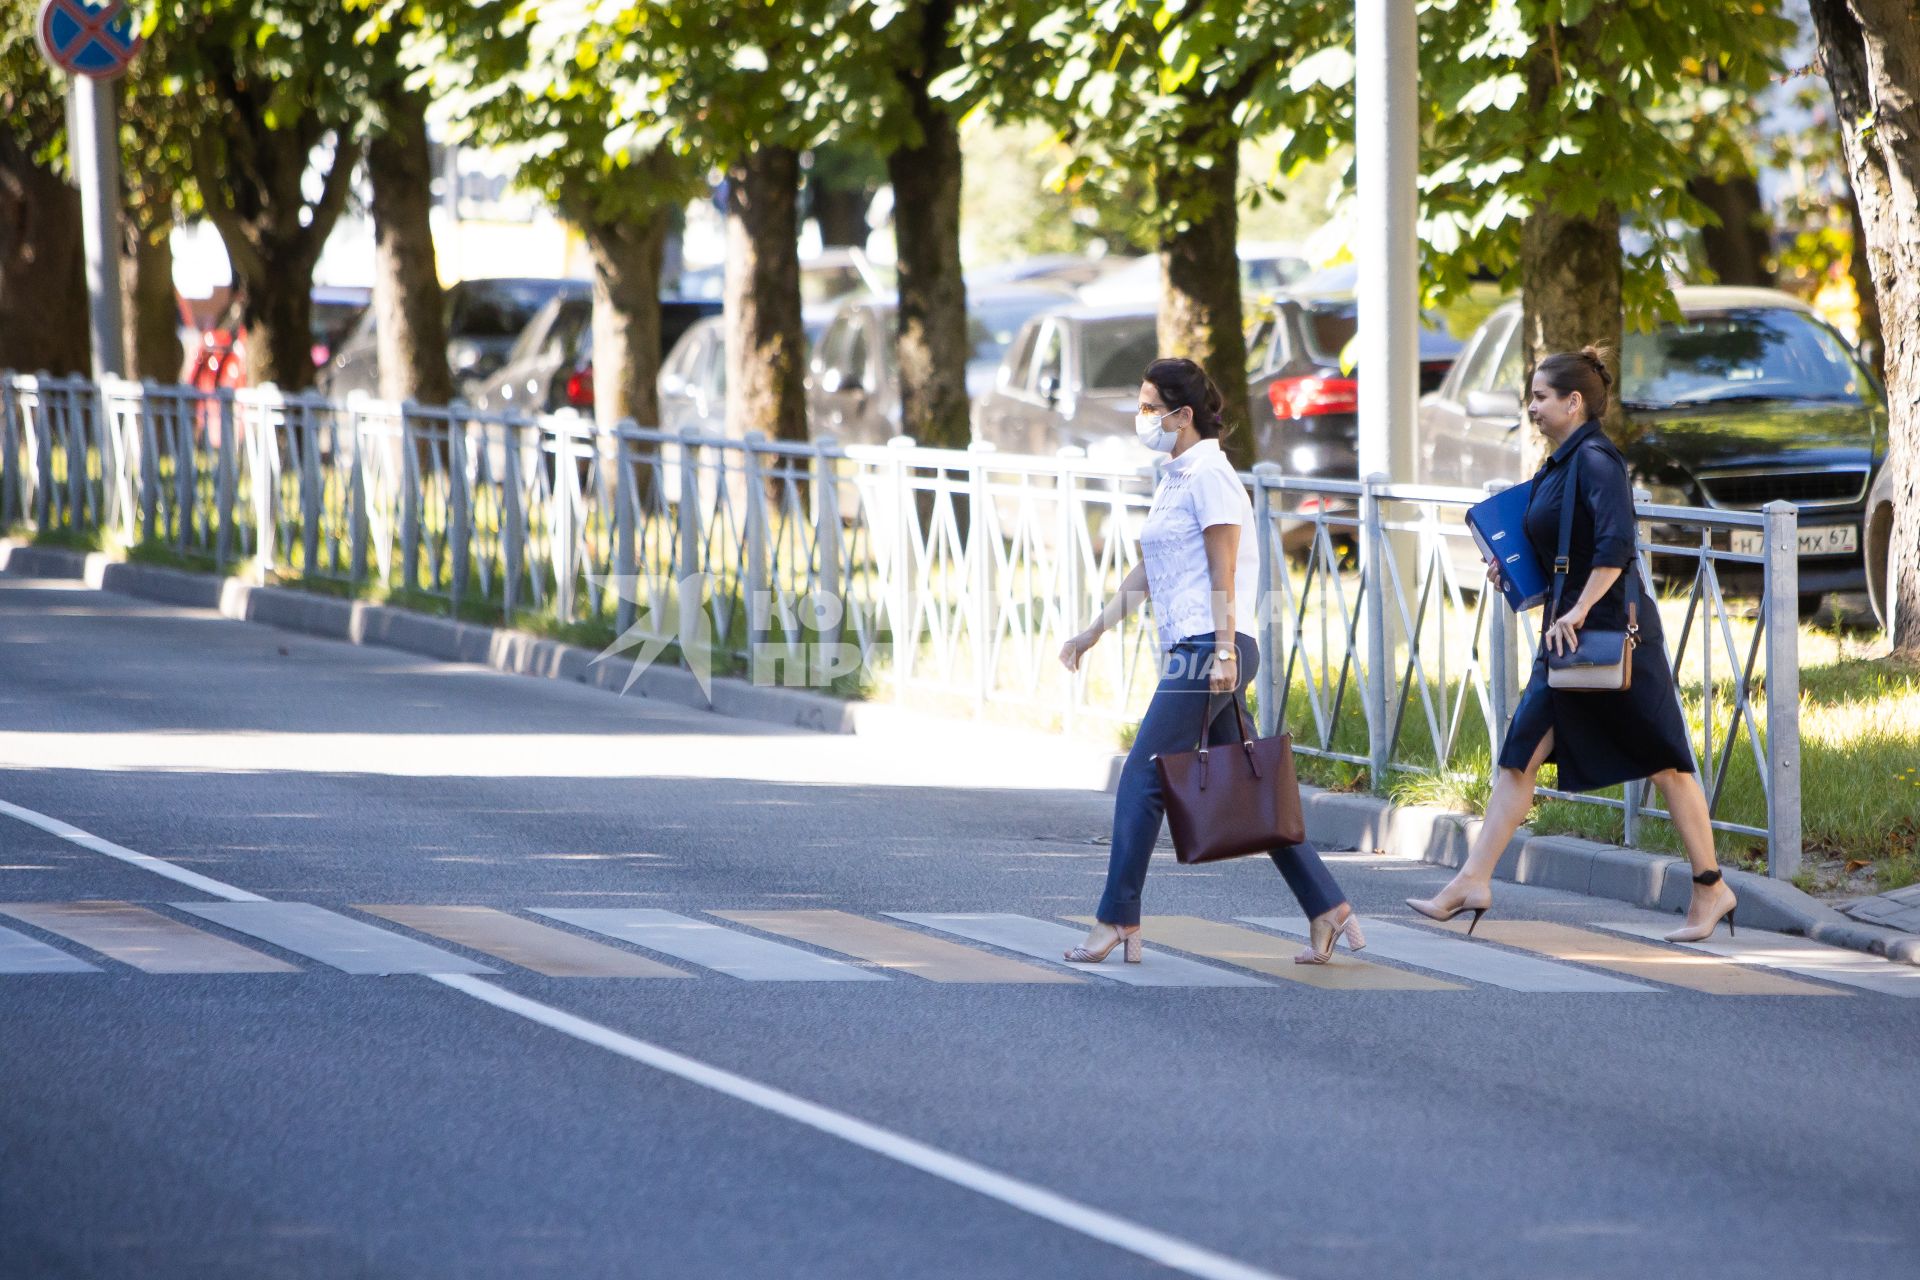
[5, 537, 1916, 968]
[1845, 884, 1920, 935]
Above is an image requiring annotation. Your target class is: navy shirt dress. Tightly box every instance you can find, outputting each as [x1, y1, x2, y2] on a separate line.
[1496, 419, 1696, 791]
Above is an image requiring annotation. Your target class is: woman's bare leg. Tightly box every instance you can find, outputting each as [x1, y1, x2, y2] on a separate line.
[1412, 730, 1554, 913]
[1648, 768, 1733, 929]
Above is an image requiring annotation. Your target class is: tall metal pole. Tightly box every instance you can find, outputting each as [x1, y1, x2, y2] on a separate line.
[1355, 0, 1420, 788]
[69, 75, 126, 379]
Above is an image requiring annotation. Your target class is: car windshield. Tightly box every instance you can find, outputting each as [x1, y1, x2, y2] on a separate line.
[1300, 303, 1359, 364]
[1621, 309, 1868, 408]
[967, 297, 1062, 366]
[450, 280, 570, 339]
[1082, 318, 1160, 391]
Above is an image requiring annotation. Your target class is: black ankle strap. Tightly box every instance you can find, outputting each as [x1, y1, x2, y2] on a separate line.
[1693, 869, 1723, 887]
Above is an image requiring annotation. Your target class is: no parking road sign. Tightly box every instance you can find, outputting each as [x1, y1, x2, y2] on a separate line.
[36, 0, 143, 79]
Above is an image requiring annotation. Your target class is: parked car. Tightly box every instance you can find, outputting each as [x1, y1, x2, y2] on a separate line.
[318, 277, 585, 402]
[187, 284, 372, 399]
[1076, 242, 1312, 307]
[965, 255, 1141, 293]
[1863, 460, 1896, 630]
[469, 288, 722, 419]
[1245, 292, 1463, 490]
[969, 302, 1160, 458]
[659, 306, 841, 439]
[806, 284, 1075, 446]
[673, 248, 894, 309]
[1420, 286, 1886, 606]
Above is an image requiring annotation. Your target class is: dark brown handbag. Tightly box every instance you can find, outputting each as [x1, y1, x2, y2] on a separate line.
[1153, 693, 1307, 864]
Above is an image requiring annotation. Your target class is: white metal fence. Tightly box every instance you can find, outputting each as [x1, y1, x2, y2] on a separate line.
[1, 371, 1802, 875]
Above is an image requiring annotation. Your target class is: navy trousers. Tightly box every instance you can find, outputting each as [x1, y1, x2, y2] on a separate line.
[1096, 632, 1347, 927]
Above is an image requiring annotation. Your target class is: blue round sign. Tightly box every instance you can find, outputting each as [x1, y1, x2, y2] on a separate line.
[36, 0, 142, 80]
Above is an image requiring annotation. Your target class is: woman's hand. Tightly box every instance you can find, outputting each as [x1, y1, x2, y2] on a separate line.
[1208, 647, 1239, 694]
[1484, 559, 1505, 592]
[1059, 628, 1099, 673]
[1545, 605, 1588, 657]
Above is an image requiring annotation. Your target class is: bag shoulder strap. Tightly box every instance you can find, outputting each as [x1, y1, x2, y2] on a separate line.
[1548, 442, 1639, 631]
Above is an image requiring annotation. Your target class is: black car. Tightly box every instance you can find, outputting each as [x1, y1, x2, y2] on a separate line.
[1420, 286, 1886, 604]
[318, 277, 586, 401]
[1245, 293, 1462, 489]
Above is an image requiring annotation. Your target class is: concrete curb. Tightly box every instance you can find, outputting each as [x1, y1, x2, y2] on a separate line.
[0, 540, 862, 737]
[1289, 781, 1920, 967]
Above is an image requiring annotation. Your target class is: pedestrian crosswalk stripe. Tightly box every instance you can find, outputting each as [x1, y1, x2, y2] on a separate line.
[1598, 924, 1920, 998]
[1240, 917, 1655, 993]
[1, 901, 298, 973]
[1096, 916, 1462, 991]
[888, 914, 1264, 988]
[0, 921, 98, 973]
[1442, 919, 1840, 996]
[359, 905, 692, 979]
[533, 909, 886, 982]
[175, 902, 497, 976]
[715, 910, 1079, 984]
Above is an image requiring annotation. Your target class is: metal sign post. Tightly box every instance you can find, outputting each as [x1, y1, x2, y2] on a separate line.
[36, 0, 144, 381]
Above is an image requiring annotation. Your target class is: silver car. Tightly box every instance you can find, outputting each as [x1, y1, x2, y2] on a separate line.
[969, 302, 1160, 459]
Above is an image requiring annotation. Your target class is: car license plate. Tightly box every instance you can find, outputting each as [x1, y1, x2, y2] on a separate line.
[1728, 525, 1858, 557]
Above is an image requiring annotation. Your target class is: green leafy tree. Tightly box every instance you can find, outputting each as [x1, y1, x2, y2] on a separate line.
[140, 1, 374, 390]
[944, 0, 1352, 468]
[0, 1, 88, 376]
[1807, 0, 1920, 656]
[1417, 0, 1791, 447]
[402, 0, 700, 432]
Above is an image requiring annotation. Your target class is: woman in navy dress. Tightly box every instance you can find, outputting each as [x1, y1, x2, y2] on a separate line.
[1407, 347, 1739, 942]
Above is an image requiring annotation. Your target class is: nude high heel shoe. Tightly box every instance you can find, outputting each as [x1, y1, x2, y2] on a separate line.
[1295, 907, 1367, 965]
[1406, 885, 1493, 936]
[1064, 924, 1142, 964]
[1664, 869, 1738, 942]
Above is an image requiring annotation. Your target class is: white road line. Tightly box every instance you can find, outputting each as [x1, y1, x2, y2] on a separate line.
[1598, 923, 1920, 997]
[0, 922, 99, 973]
[533, 908, 885, 982]
[0, 798, 264, 903]
[889, 913, 1266, 987]
[433, 973, 1293, 1280]
[6, 795, 1292, 1279]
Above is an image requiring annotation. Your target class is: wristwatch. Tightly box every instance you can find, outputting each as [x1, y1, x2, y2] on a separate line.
[1214, 647, 1238, 662]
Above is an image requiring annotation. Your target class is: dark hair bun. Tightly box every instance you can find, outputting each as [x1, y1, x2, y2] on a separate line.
[1579, 344, 1614, 388]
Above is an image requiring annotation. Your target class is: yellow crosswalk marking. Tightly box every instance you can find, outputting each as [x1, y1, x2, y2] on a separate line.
[0, 900, 298, 973]
[1070, 916, 1463, 990]
[1433, 919, 1844, 995]
[715, 910, 1080, 983]
[360, 905, 692, 978]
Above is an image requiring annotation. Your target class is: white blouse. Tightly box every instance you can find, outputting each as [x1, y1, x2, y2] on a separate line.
[1137, 438, 1260, 653]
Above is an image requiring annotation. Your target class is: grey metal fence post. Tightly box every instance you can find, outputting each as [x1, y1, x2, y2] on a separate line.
[33, 384, 55, 530]
[967, 442, 996, 712]
[0, 379, 18, 530]
[400, 403, 422, 595]
[1252, 462, 1281, 738]
[677, 427, 703, 653]
[742, 433, 772, 679]
[348, 406, 369, 587]
[613, 428, 637, 634]
[175, 390, 197, 553]
[449, 411, 472, 611]
[502, 420, 524, 617]
[1056, 446, 1084, 736]
[813, 436, 843, 678]
[215, 392, 236, 571]
[888, 436, 916, 682]
[1360, 471, 1392, 789]
[137, 381, 159, 543]
[299, 402, 322, 579]
[1762, 500, 1802, 879]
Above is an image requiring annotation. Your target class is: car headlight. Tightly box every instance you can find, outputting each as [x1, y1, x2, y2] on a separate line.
[1637, 482, 1691, 510]
[1289, 444, 1320, 474]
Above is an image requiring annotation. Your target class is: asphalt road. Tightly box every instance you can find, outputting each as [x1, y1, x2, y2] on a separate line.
[2, 573, 1916, 1280]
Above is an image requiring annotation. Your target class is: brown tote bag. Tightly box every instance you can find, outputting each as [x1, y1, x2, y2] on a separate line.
[1153, 693, 1307, 865]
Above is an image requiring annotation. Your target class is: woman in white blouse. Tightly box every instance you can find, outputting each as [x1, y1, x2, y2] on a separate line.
[1058, 358, 1361, 966]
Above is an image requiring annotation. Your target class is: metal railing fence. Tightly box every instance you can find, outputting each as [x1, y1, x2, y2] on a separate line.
[1, 371, 1801, 875]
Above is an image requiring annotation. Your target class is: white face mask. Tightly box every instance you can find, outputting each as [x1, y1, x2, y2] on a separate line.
[1134, 410, 1180, 453]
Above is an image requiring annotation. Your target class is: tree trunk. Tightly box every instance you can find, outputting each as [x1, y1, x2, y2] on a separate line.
[1809, 0, 1920, 656]
[889, 0, 970, 451]
[122, 216, 183, 384]
[1516, 29, 1624, 472]
[367, 83, 452, 406]
[1156, 116, 1252, 470]
[0, 137, 89, 377]
[1844, 186, 1886, 381]
[579, 209, 667, 434]
[725, 144, 808, 443]
[1687, 168, 1773, 287]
